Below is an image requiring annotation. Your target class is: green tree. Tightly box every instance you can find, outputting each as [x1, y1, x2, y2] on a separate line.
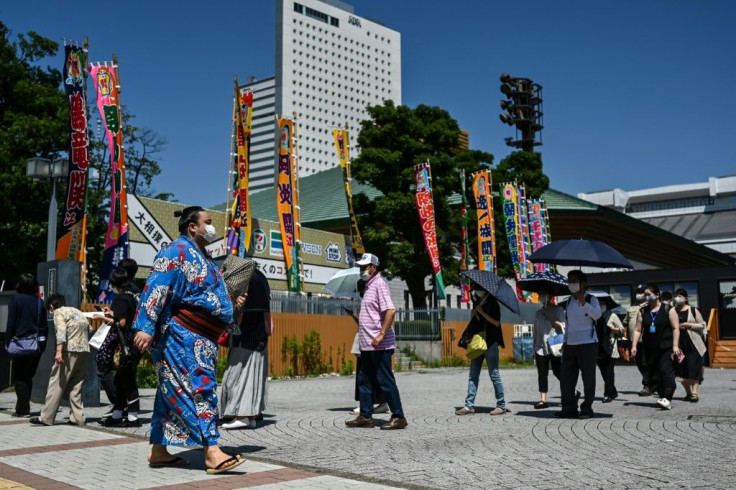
[0, 22, 67, 285]
[491, 151, 550, 278]
[352, 101, 493, 308]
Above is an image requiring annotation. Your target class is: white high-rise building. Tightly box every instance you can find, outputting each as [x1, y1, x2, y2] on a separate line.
[243, 77, 277, 193]
[247, 0, 401, 191]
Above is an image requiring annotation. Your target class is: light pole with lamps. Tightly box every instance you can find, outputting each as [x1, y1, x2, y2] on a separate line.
[26, 157, 69, 261]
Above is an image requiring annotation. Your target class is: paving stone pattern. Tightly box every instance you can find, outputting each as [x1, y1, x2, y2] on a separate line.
[1, 365, 735, 489]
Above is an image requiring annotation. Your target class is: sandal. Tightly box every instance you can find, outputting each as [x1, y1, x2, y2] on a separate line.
[149, 456, 190, 468]
[534, 401, 548, 409]
[682, 394, 693, 402]
[690, 395, 699, 403]
[206, 454, 245, 475]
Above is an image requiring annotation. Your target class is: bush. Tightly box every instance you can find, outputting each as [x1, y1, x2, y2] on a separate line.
[340, 359, 354, 375]
[137, 353, 158, 388]
[279, 330, 332, 377]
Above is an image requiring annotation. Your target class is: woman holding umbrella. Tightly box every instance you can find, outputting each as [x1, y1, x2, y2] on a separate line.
[455, 288, 508, 416]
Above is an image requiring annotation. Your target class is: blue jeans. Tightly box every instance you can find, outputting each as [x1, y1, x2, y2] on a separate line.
[465, 342, 506, 410]
[358, 349, 404, 418]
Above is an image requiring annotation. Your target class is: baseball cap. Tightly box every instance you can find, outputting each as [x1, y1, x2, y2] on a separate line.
[355, 253, 379, 266]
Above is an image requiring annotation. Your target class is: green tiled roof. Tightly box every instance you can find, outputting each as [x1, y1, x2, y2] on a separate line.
[541, 188, 598, 210]
[214, 166, 382, 229]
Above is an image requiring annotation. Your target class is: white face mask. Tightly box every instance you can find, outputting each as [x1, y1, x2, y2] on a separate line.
[360, 269, 372, 281]
[673, 296, 686, 306]
[568, 283, 581, 294]
[635, 294, 645, 302]
[201, 224, 217, 243]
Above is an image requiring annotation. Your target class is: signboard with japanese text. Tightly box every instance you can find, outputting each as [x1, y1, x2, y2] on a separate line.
[228, 79, 253, 256]
[332, 128, 364, 258]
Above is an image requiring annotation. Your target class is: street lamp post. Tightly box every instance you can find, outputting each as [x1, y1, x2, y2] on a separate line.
[26, 157, 69, 261]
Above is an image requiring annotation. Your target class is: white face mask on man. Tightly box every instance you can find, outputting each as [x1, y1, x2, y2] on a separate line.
[568, 283, 581, 294]
[360, 268, 373, 282]
[200, 224, 217, 243]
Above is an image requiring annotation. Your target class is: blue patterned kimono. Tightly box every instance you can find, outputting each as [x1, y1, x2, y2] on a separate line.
[132, 235, 233, 446]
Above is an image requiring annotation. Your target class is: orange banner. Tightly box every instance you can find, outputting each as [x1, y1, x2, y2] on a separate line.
[472, 170, 495, 272]
[276, 117, 301, 292]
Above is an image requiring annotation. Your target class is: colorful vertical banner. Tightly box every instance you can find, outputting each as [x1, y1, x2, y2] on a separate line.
[472, 170, 496, 272]
[90, 63, 129, 302]
[540, 199, 555, 272]
[528, 199, 547, 273]
[414, 162, 445, 300]
[516, 184, 534, 281]
[459, 170, 471, 303]
[332, 129, 365, 259]
[501, 183, 524, 299]
[229, 78, 253, 256]
[276, 117, 301, 292]
[56, 43, 90, 263]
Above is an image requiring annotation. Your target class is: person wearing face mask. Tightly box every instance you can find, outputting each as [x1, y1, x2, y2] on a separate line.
[631, 283, 681, 410]
[557, 270, 601, 419]
[531, 288, 565, 409]
[98, 266, 143, 427]
[594, 297, 625, 403]
[672, 289, 706, 402]
[130, 206, 246, 474]
[455, 287, 508, 416]
[346, 253, 407, 430]
[625, 287, 651, 396]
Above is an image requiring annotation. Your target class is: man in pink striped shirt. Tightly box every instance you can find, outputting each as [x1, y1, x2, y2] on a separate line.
[346, 253, 407, 430]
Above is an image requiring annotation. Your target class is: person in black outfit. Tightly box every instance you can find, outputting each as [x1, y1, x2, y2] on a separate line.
[99, 266, 143, 427]
[632, 283, 681, 410]
[5, 274, 47, 417]
[672, 288, 706, 402]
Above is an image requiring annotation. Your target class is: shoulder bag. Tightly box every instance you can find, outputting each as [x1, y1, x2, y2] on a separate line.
[7, 299, 42, 358]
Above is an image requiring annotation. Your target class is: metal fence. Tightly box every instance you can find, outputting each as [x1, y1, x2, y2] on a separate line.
[269, 293, 360, 315]
[394, 308, 441, 341]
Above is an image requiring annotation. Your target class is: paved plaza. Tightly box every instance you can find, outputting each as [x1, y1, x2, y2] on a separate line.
[1, 364, 735, 489]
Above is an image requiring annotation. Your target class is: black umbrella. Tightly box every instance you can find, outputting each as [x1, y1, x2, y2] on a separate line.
[528, 239, 633, 269]
[517, 271, 569, 296]
[460, 270, 520, 314]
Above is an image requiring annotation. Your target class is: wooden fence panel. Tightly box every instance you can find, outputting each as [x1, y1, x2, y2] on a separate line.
[441, 321, 517, 362]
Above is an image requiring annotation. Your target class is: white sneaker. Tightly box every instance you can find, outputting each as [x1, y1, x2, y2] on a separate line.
[222, 418, 257, 430]
[349, 407, 360, 415]
[373, 403, 389, 414]
[656, 398, 672, 410]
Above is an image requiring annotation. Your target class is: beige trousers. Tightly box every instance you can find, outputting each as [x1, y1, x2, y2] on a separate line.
[39, 351, 89, 425]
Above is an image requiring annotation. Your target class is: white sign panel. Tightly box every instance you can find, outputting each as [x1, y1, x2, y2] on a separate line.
[128, 195, 173, 251]
[253, 257, 343, 285]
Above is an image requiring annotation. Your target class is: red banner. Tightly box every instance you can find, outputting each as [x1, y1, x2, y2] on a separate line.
[414, 162, 445, 299]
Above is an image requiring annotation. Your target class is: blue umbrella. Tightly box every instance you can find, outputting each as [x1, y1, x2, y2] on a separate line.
[528, 239, 633, 269]
[460, 270, 520, 314]
[517, 271, 569, 296]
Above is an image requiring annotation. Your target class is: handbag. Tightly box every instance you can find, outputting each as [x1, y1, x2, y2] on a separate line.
[458, 317, 482, 349]
[350, 332, 361, 355]
[220, 255, 255, 299]
[547, 333, 565, 358]
[89, 323, 112, 350]
[7, 334, 40, 358]
[6, 298, 43, 358]
[467, 332, 488, 360]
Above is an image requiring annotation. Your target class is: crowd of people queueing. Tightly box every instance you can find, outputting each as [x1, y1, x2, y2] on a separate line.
[3, 208, 710, 472]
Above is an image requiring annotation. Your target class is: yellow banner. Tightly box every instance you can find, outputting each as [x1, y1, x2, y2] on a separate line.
[332, 129, 364, 255]
[472, 170, 495, 271]
[231, 77, 253, 253]
[276, 117, 301, 292]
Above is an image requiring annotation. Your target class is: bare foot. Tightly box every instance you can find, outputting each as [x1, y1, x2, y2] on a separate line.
[148, 444, 176, 465]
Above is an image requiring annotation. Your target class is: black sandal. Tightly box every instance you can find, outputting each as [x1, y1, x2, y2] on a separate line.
[206, 454, 245, 475]
[534, 401, 548, 409]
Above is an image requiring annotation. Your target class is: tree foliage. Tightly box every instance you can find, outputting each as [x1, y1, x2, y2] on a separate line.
[0, 21, 67, 286]
[0, 21, 172, 291]
[352, 101, 493, 308]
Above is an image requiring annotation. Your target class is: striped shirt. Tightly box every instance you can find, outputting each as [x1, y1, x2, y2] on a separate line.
[358, 273, 396, 351]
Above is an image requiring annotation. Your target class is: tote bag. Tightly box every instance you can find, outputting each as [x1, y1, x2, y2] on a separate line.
[467, 332, 488, 360]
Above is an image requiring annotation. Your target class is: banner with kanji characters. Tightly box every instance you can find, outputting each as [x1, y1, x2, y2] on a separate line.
[90, 63, 129, 302]
[528, 199, 547, 273]
[229, 77, 253, 256]
[472, 170, 496, 272]
[332, 129, 364, 259]
[276, 117, 301, 292]
[459, 170, 471, 303]
[501, 183, 523, 298]
[56, 43, 89, 263]
[414, 162, 445, 300]
[517, 184, 534, 280]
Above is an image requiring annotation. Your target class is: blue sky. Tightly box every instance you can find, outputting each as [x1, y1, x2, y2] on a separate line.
[3, 1, 735, 207]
